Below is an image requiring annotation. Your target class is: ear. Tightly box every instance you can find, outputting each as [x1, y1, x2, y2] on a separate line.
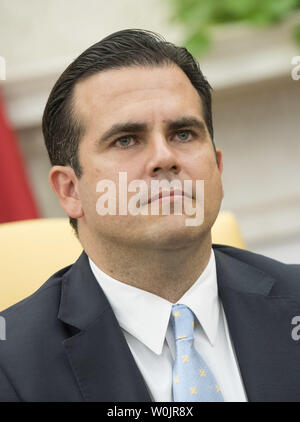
[215, 148, 224, 199]
[49, 166, 84, 218]
[216, 148, 223, 173]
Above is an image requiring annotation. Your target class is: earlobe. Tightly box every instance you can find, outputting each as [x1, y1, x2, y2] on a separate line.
[49, 166, 84, 218]
[216, 149, 223, 173]
[215, 148, 224, 199]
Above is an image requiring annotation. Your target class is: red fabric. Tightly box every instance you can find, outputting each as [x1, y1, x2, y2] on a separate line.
[0, 89, 40, 223]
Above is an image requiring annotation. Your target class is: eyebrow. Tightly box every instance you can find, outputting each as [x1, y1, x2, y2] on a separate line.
[167, 117, 206, 133]
[97, 116, 206, 145]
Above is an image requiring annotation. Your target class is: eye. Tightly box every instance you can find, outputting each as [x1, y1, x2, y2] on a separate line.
[113, 135, 136, 148]
[175, 130, 193, 142]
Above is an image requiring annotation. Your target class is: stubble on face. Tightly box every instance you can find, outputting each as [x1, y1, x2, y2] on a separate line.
[72, 65, 223, 252]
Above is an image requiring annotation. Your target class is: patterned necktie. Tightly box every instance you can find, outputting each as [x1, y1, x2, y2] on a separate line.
[171, 303, 224, 402]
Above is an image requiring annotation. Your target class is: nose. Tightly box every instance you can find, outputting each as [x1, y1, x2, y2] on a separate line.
[145, 135, 181, 178]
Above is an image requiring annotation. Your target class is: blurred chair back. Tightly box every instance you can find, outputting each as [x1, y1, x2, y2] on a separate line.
[0, 211, 245, 311]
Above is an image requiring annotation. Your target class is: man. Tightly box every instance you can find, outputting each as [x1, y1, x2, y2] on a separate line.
[1, 29, 300, 402]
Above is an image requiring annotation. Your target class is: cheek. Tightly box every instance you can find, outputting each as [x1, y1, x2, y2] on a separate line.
[78, 179, 97, 213]
[186, 152, 222, 199]
[205, 169, 223, 210]
[185, 152, 216, 180]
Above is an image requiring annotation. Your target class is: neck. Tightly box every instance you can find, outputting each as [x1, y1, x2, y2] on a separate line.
[80, 230, 212, 303]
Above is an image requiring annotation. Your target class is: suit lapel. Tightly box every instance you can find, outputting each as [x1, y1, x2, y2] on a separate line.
[214, 247, 300, 402]
[58, 251, 151, 402]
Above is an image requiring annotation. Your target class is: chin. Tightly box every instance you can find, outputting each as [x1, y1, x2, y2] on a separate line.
[139, 215, 208, 249]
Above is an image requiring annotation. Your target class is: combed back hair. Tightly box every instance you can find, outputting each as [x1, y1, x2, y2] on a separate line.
[42, 28, 215, 236]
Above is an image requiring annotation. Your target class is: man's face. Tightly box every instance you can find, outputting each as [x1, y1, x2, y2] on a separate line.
[72, 65, 224, 249]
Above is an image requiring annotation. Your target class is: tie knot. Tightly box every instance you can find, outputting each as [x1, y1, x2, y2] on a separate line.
[171, 304, 195, 342]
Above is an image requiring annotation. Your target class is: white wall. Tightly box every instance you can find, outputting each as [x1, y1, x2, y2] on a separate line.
[214, 77, 300, 263]
[0, 0, 180, 72]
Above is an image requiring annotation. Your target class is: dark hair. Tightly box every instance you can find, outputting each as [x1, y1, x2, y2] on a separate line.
[42, 28, 215, 237]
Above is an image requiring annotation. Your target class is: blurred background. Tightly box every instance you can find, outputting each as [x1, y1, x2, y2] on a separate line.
[0, 0, 300, 262]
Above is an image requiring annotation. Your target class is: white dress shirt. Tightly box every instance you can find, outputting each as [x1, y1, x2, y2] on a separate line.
[88, 249, 248, 402]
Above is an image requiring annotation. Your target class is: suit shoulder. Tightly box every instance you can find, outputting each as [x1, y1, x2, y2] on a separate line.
[213, 243, 300, 291]
[0, 263, 76, 365]
[0, 262, 80, 399]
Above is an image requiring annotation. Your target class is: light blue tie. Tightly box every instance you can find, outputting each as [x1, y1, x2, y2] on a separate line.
[171, 303, 224, 402]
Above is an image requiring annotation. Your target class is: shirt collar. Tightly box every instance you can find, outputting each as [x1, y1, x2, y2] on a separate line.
[175, 249, 220, 346]
[88, 248, 219, 355]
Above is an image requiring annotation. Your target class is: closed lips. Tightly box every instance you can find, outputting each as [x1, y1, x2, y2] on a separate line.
[147, 190, 193, 204]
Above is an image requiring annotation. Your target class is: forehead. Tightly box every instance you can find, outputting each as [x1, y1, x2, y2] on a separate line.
[73, 65, 204, 128]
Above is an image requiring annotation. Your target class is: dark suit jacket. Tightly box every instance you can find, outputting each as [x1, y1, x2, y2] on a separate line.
[1, 244, 300, 402]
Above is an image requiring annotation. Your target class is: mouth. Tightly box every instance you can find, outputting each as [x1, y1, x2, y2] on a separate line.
[147, 189, 193, 205]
